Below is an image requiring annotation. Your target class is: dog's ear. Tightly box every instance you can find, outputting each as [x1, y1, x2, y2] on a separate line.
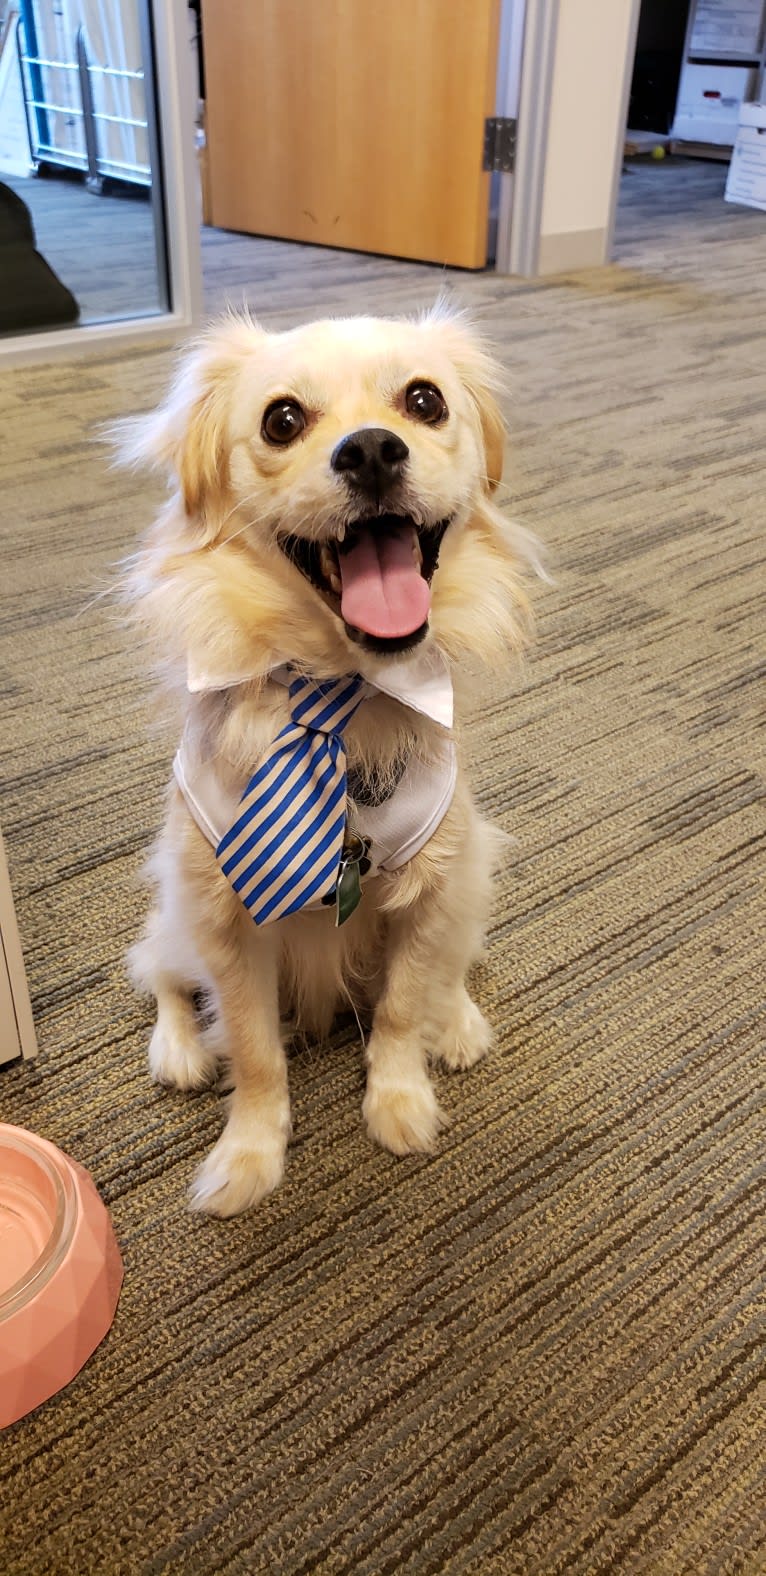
[420, 300, 506, 493]
[471, 384, 506, 493]
[120, 315, 264, 541]
[171, 358, 234, 528]
[455, 340, 507, 494]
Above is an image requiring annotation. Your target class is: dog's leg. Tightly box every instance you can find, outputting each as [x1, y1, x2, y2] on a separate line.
[363, 801, 492, 1156]
[190, 915, 290, 1217]
[150, 983, 218, 1091]
[134, 804, 290, 1213]
[437, 984, 493, 1071]
[362, 898, 448, 1154]
[130, 912, 219, 1092]
[436, 812, 501, 1073]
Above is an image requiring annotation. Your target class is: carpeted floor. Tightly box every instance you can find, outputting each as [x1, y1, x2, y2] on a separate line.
[0, 159, 764, 1574]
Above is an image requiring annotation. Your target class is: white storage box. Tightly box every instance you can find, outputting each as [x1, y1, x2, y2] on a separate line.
[725, 101, 766, 209]
[673, 62, 758, 145]
[690, 0, 765, 58]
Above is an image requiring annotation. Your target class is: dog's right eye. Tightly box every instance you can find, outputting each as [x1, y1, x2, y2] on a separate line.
[262, 399, 307, 445]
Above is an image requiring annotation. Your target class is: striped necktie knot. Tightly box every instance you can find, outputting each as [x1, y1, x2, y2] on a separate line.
[287, 673, 365, 734]
[215, 673, 364, 924]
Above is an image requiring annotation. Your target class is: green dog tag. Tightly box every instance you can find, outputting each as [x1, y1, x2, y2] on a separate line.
[320, 832, 371, 927]
[335, 856, 363, 927]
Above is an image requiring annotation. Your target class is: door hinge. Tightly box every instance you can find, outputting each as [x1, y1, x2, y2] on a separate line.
[483, 116, 517, 173]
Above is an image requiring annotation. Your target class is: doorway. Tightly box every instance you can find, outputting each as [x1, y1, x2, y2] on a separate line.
[196, 0, 526, 274]
[616, 0, 766, 258]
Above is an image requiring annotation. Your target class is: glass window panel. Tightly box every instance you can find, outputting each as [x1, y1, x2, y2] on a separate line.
[0, 0, 170, 337]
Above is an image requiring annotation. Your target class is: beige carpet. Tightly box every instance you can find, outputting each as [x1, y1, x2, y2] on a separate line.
[0, 159, 764, 1574]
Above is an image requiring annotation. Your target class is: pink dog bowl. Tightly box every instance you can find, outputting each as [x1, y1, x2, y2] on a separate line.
[0, 1124, 123, 1428]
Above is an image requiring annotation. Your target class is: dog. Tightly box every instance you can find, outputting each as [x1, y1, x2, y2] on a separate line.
[124, 303, 539, 1215]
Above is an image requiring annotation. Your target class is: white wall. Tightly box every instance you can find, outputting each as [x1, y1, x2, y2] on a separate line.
[537, 0, 640, 270]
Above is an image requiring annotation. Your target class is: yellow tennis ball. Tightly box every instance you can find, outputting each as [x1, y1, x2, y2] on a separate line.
[652, 145, 666, 160]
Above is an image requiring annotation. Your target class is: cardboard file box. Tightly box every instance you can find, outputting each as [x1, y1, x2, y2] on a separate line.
[725, 101, 766, 211]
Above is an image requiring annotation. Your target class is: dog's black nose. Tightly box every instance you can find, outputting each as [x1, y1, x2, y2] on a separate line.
[331, 427, 409, 498]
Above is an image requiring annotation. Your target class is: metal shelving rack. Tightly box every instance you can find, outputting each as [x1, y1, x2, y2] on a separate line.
[17, 0, 150, 190]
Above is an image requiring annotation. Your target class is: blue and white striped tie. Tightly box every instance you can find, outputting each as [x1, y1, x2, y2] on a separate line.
[215, 674, 364, 924]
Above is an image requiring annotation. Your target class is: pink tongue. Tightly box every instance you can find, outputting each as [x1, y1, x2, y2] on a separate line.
[339, 523, 430, 639]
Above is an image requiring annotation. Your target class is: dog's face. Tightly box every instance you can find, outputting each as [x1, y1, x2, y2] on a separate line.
[219, 314, 502, 655]
[132, 308, 535, 679]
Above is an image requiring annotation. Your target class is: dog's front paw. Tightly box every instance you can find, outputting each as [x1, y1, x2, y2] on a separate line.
[438, 990, 492, 1071]
[189, 1118, 288, 1216]
[149, 1016, 217, 1092]
[363, 1073, 446, 1157]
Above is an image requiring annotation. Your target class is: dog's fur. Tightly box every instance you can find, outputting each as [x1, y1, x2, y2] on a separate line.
[124, 304, 539, 1215]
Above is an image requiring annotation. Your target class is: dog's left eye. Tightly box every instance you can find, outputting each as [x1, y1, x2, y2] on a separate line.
[405, 382, 448, 425]
[262, 399, 307, 445]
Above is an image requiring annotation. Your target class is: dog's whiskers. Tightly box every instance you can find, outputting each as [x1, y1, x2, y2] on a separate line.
[74, 579, 121, 619]
[214, 491, 263, 541]
[349, 998, 367, 1050]
[214, 497, 336, 552]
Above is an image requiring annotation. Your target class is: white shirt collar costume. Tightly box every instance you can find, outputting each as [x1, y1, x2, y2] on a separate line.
[186, 642, 454, 730]
[174, 644, 457, 911]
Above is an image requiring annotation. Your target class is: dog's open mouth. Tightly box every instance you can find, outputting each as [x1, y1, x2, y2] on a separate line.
[280, 515, 450, 652]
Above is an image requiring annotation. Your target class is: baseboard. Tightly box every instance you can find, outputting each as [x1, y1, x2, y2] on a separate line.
[537, 226, 609, 275]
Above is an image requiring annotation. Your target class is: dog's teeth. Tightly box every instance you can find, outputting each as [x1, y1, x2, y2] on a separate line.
[318, 542, 342, 595]
[412, 537, 423, 569]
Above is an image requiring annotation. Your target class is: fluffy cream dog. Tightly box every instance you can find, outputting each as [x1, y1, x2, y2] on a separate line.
[125, 304, 538, 1215]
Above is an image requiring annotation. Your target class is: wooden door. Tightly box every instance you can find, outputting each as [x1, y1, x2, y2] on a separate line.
[201, 0, 501, 269]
